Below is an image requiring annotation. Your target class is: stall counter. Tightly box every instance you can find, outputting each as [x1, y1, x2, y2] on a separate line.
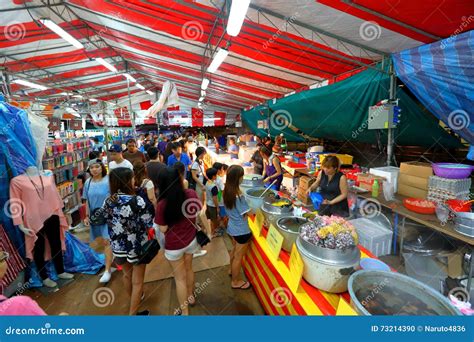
[243, 216, 376, 315]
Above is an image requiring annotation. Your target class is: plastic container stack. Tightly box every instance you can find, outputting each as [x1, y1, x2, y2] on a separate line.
[349, 217, 393, 257]
[427, 176, 471, 203]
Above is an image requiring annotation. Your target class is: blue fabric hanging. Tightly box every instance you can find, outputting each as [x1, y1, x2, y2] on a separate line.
[63, 232, 105, 275]
[392, 31, 474, 145]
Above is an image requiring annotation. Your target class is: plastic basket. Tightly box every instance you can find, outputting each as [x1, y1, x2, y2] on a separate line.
[349, 217, 393, 257]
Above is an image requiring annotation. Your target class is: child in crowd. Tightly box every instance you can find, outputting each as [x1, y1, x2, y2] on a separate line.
[205, 168, 220, 238]
[213, 162, 228, 233]
[223, 165, 252, 290]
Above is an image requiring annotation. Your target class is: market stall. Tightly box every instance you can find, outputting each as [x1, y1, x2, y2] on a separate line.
[243, 215, 376, 315]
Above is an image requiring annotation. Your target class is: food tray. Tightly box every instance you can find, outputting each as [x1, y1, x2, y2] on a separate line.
[403, 198, 436, 214]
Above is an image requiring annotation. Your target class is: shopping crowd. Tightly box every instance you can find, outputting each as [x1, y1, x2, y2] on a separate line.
[82, 132, 259, 316]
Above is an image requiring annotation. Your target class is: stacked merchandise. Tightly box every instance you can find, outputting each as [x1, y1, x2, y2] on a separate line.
[297, 176, 315, 205]
[397, 162, 433, 198]
[42, 139, 90, 214]
[427, 176, 471, 203]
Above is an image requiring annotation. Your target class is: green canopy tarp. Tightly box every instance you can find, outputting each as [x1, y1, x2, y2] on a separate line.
[241, 63, 461, 148]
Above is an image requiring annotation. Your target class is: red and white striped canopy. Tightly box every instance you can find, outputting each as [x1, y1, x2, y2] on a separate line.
[1, 0, 472, 115]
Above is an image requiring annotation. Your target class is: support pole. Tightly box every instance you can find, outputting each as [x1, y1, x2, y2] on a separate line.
[387, 60, 396, 166]
[102, 101, 110, 163]
[125, 61, 136, 139]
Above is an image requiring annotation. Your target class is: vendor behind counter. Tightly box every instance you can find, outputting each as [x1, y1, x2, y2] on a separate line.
[307, 155, 349, 217]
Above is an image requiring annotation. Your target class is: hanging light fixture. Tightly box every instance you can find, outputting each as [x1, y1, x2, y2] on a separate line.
[135, 83, 145, 90]
[146, 90, 154, 95]
[40, 19, 84, 49]
[11, 79, 48, 91]
[95, 58, 117, 73]
[201, 78, 210, 90]
[207, 48, 229, 73]
[123, 73, 136, 83]
[226, 0, 251, 37]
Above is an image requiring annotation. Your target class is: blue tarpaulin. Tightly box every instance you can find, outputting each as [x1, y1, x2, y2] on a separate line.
[392, 30, 474, 145]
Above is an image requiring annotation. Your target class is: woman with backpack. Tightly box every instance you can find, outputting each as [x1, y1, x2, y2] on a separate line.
[133, 161, 157, 208]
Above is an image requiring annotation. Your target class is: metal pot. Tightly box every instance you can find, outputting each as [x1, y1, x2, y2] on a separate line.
[348, 270, 461, 315]
[296, 237, 360, 293]
[245, 188, 273, 213]
[276, 216, 308, 252]
[241, 174, 264, 194]
[261, 196, 293, 228]
[454, 211, 474, 227]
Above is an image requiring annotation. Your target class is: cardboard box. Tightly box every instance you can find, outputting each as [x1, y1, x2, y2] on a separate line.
[397, 183, 428, 199]
[357, 173, 385, 192]
[400, 162, 433, 178]
[398, 174, 429, 190]
[299, 176, 315, 190]
[297, 192, 312, 205]
[439, 249, 464, 278]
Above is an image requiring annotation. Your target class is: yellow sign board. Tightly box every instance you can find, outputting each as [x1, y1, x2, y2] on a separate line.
[254, 209, 265, 236]
[266, 224, 284, 260]
[336, 298, 357, 316]
[288, 244, 304, 292]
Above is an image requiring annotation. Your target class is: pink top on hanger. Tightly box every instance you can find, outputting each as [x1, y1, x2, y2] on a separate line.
[9, 174, 68, 260]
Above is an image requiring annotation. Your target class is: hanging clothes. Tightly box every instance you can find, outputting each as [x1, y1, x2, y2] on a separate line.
[0, 225, 26, 291]
[9, 174, 68, 260]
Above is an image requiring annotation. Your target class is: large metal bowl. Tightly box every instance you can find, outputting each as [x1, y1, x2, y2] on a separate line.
[296, 236, 360, 293]
[454, 211, 474, 226]
[276, 216, 308, 252]
[261, 196, 293, 228]
[241, 174, 264, 194]
[245, 188, 274, 213]
[348, 270, 460, 315]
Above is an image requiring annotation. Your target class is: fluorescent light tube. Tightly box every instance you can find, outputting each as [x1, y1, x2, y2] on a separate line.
[146, 90, 154, 95]
[201, 78, 210, 90]
[12, 79, 48, 91]
[201, 90, 206, 97]
[136, 83, 145, 90]
[226, 0, 250, 37]
[89, 98, 99, 102]
[199, 96, 205, 102]
[40, 19, 84, 49]
[207, 48, 229, 73]
[95, 58, 117, 73]
[124, 73, 136, 83]
[72, 94, 83, 98]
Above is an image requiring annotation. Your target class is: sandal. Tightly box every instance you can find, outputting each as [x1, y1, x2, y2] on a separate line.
[231, 281, 252, 290]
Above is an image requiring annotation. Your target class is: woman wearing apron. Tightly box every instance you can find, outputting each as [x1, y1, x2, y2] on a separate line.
[260, 145, 283, 191]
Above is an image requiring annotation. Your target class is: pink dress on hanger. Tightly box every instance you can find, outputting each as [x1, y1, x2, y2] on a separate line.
[9, 174, 68, 260]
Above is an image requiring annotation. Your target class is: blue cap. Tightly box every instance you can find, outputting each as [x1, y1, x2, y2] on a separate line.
[108, 144, 122, 153]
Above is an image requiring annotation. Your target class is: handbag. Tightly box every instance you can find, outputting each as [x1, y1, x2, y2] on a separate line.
[137, 239, 160, 265]
[196, 230, 210, 247]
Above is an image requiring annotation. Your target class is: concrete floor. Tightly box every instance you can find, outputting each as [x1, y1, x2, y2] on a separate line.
[24, 230, 265, 316]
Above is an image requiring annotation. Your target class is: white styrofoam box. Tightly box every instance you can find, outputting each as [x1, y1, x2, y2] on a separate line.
[370, 166, 400, 194]
[349, 217, 393, 257]
[403, 252, 447, 293]
[308, 145, 324, 153]
[239, 146, 257, 162]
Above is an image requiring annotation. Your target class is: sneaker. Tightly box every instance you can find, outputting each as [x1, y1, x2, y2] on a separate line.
[193, 250, 208, 258]
[57, 272, 74, 280]
[42, 278, 57, 288]
[99, 271, 111, 283]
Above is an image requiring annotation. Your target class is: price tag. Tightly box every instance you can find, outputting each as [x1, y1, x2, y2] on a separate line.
[336, 298, 357, 316]
[266, 224, 283, 261]
[254, 209, 264, 236]
[288, 244, 304, 292]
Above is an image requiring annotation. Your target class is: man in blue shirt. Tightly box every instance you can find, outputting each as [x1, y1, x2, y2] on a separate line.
[167, 142, 191, 177]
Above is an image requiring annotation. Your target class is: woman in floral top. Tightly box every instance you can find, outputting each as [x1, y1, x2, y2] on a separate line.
[102, 167, 154, 315]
